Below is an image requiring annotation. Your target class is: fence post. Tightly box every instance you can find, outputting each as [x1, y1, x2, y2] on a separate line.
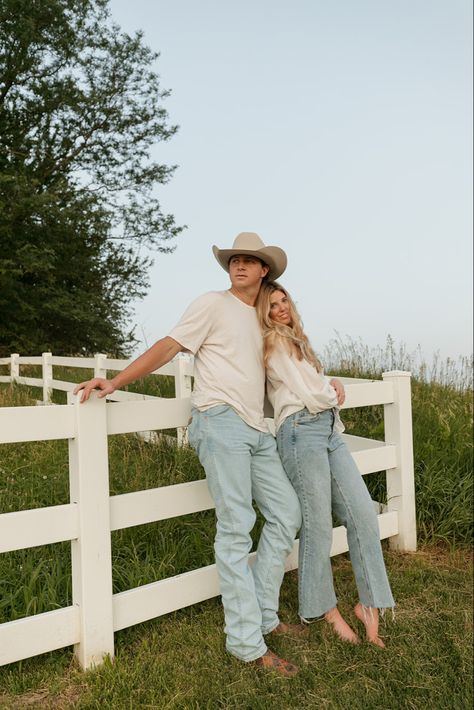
[175, 356, 192, 446]
[382, 370, 417, 551]
[10, 353, 19, 383]
[67, 391, 114, 668]
[94, 353, 108, 379]
[42, 352, 53, 404]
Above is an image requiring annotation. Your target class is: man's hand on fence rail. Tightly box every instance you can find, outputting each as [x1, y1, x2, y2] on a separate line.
[73, 378, 116, 403]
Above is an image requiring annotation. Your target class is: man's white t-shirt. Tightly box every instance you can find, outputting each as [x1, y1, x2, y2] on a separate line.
[168, 290, 268, 432]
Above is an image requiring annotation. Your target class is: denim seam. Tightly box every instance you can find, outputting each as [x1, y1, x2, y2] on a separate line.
[331, 470, 376, 607]
[329, 435, 394, 609]
[204, 414, 248, 651]
[256, 433, 286, 635]
[212, 455, 246, 641]
[291, 417, 314, 616]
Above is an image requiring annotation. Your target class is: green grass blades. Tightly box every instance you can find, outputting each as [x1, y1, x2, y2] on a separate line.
[0, 348, 472, 707]
[0, 550, 471, 709]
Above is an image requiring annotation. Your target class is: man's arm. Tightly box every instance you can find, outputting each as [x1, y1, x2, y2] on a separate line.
[73, 336, 184, 403]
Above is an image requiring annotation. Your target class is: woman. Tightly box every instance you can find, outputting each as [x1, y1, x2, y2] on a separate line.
[256, 281, 394, 647]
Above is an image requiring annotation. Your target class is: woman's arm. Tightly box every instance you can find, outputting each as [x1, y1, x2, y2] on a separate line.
[328, 377, 345, 406]
[268, 348, 338, 413]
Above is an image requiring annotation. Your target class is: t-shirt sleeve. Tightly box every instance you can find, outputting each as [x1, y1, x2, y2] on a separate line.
[168, 292, 216, 354]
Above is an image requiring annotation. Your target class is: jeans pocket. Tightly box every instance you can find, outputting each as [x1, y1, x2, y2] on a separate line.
[295, 411, 321, 426]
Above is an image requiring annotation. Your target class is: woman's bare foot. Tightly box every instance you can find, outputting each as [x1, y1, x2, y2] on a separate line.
[324, 607, 359, 644]
[354, 603, 385, 648]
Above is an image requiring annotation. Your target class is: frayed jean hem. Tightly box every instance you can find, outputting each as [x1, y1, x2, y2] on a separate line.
[227, 641, 268, 663]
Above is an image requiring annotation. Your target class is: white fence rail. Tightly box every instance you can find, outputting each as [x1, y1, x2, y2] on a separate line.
[0, 353, 416, 668]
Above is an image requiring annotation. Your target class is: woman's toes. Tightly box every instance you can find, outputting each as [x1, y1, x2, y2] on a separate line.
[353, 604, 385, 648]
[324, 608, 359, 644]
[370, 635, 386, 649]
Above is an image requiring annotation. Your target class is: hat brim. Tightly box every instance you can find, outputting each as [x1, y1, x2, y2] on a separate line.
[212, 245, 287, 281]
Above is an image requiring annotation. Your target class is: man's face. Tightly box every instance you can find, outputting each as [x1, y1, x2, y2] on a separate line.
[228, 255, 269, 289]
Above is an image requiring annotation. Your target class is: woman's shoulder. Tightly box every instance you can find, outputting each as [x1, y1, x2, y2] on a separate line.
[267, 339, 295, 369]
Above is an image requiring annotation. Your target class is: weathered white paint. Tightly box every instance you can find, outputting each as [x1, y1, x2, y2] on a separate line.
[0, 504, 79, 553]
[18, 356, 43, 365]
[105, 397, 191, 435]
[51, 356, 96, 368]
[68, 392, 115, 669]
[10, 353, 19, 380]
[109, 439, 396, 532]
[94, 353, 107, 379]
[341, 380, 394, 408]
[0, 607, 80, 667]
[343, 434, 397, 474]
[175, 356, 193, 445]
[112, 511, 398, 632]
[50, 378, 77, 392]
[110, 480, 214, 530]
[107, 389, 158, 402]
[42, 352, 53, 404]
[383, 371, 417, 551]
[0, 404, 75, 443]
[15, 376, 44, 388]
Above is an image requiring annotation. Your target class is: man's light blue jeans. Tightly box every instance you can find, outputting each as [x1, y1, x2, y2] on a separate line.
[188, 404, 302, 661]
[277, 408, 394, 619]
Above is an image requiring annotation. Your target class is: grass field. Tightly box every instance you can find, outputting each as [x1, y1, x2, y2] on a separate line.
[0, 344, 472, 709]
[0, 548, 471, 710]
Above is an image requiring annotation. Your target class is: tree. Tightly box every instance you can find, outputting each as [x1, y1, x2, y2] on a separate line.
[0, 0, 183, 356]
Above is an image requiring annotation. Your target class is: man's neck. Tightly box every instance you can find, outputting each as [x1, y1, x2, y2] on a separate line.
[229, 285, 260, 307]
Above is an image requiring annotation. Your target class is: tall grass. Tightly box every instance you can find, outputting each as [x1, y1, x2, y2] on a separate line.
[323, 333, 473, 391]
[0, 367, 200, 625]
[0, 385, 213, 623]
[321, 336, 473, 547]
[0, 344, 472, 708]
[0, 339, 472, 625]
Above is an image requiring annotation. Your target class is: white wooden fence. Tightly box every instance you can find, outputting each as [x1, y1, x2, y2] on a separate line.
[0, 353, 416, 669]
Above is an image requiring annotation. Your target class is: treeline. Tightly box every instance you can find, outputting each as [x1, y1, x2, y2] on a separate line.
[0, 0, 183, 357]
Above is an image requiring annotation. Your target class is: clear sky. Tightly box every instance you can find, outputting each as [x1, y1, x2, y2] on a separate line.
[109, 0, 472, 361]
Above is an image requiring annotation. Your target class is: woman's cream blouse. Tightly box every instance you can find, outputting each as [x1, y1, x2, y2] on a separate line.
[266, 343, 345, 433]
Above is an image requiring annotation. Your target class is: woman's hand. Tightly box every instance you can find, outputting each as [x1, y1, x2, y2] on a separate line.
[329, 378, 345, 406]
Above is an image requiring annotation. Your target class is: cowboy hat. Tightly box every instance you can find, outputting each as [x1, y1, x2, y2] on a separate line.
[212, 232, 287, 281]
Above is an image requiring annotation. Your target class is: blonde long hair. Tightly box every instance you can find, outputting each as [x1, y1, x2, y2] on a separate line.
[256, 281, 323, 372]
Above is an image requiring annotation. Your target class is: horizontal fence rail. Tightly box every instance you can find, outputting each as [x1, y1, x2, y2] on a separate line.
[0, 353, 416, 669]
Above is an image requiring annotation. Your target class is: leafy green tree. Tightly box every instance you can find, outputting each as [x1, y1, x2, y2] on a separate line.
[0, 0, 183, 356]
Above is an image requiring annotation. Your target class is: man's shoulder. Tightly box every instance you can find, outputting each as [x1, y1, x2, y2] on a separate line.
[185, 290, 229, 310]
[194, 290, 228, 302]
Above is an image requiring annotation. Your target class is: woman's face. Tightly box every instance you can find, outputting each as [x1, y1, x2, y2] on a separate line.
[269, 290, 292, 326]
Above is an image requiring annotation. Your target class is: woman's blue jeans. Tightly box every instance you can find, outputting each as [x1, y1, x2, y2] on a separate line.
[277, 409, 394, 619]
[188, 405, 302, 661]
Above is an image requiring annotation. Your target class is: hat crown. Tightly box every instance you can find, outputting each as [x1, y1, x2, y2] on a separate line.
[212, 231, 287, 280]
[232, 232, 265, 251]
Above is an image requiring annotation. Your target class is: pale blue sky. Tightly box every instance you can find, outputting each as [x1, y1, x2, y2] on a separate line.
[109, 0, 472, 360]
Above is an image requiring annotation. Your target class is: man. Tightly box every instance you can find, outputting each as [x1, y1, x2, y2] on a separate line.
[74, 232, 303, 676]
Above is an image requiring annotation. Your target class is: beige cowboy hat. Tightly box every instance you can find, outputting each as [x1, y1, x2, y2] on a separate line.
[212, 232, 287, 281]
